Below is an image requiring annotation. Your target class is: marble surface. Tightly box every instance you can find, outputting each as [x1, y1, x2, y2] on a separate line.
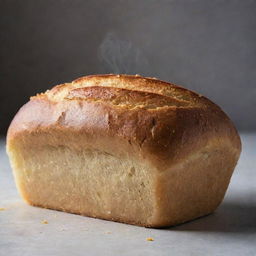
[0, 134, 255, 256]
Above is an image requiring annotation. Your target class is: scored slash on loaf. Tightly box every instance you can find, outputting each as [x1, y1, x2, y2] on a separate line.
[6, 74, 241, 227]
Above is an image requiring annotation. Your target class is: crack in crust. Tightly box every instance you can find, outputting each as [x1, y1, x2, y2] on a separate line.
[65, 86, 191, 109]
[41, 74, 204, 109]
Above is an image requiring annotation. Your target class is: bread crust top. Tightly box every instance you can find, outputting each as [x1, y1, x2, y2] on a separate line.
[7, 74, 241, 169]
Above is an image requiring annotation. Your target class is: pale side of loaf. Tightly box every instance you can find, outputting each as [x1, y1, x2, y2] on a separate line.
[7, 74, 241, 227]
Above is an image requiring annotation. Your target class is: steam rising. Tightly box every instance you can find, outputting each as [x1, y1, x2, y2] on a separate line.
[98, 32, 149, 74]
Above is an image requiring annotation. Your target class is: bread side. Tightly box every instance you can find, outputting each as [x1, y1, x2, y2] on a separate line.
[7, 74, 241, 227]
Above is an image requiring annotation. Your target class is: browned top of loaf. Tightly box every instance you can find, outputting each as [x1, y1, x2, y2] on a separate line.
[8, 74, 241, 169]
[41, 74, 201, 108]
[65, 86, 192, 109]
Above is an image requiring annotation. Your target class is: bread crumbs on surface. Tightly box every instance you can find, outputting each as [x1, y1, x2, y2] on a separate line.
[41, 220, 48, 224]
[146, 237, 154, 241]
[105, 231, 112, 234]
[0, 208, 6, 211]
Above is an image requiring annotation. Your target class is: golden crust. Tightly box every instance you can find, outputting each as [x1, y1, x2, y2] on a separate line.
[46, 74, 201, 103]
[8, 74, 241, 169]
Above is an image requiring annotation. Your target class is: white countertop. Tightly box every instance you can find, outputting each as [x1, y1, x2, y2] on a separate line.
[1, 133, 255, 256]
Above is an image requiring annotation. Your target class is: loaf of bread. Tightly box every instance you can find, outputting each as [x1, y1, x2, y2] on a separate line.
[7, 74, 241, 227]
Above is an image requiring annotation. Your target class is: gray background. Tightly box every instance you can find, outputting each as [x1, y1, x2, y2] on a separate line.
[1, 0, 256, 134]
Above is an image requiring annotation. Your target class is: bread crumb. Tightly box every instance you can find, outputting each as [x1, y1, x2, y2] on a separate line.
[146, 237, 154, 241]
[41, 220, 48, 224]
[105, 231, 112, 234]
[0, 208, 5, 211]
